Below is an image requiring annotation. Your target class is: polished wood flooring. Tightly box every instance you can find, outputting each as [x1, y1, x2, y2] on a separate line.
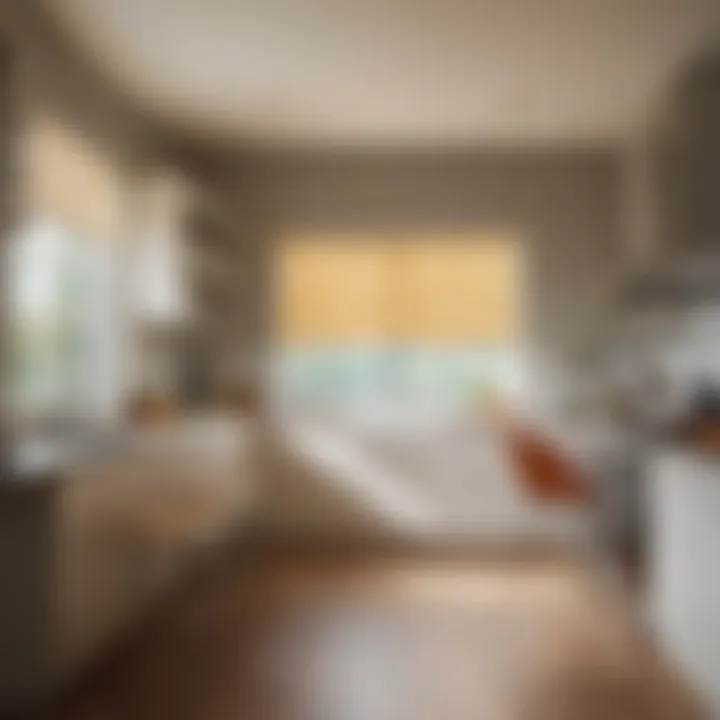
[32, 548, 704, 720]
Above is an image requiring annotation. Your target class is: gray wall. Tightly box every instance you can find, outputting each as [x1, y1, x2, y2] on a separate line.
[226, 148, 625, 413]
[0, 3, 155, 165]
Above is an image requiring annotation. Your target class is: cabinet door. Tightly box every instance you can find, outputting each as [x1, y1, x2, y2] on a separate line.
[57, 463, 158, 674]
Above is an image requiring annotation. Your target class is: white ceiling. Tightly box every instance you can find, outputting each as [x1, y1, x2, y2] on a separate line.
[48, 0, 719, 148]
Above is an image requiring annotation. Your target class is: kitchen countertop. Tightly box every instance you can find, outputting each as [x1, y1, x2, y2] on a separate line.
[7, 414, 252, 486]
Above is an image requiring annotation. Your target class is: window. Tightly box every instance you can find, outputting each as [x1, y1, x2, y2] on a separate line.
[13, 110, 123, 421]
[276, 232, 523, 412]
[11, 219, 110, 417]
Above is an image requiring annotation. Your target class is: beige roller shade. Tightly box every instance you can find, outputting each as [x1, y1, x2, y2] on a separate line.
[395, 236, 521, 343]
[278, 233, 521, 344]
[279, 235, 391, 343]
[23, 112, 122, 240]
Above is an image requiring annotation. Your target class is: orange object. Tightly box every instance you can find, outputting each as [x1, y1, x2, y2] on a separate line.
[502, 421, 591, 504]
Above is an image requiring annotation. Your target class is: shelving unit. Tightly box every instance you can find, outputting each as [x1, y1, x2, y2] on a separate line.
[183, 183, 248, 403]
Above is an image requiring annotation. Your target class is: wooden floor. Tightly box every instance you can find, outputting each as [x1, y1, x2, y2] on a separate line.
[30, 548, 703, 720]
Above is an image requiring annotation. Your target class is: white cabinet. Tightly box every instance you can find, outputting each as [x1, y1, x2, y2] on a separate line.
[649, 451, 720, 715]
[0, 417, 256, 711]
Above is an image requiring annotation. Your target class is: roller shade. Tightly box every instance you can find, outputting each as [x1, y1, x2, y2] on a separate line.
[279, 236, 391, 343]
[395, 238, 521, 343]
[23, 112, 122, 240]
[278, 233, 521, 344]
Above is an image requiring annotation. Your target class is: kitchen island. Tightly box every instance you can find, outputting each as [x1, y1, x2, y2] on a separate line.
[0, 415, 257, 711]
